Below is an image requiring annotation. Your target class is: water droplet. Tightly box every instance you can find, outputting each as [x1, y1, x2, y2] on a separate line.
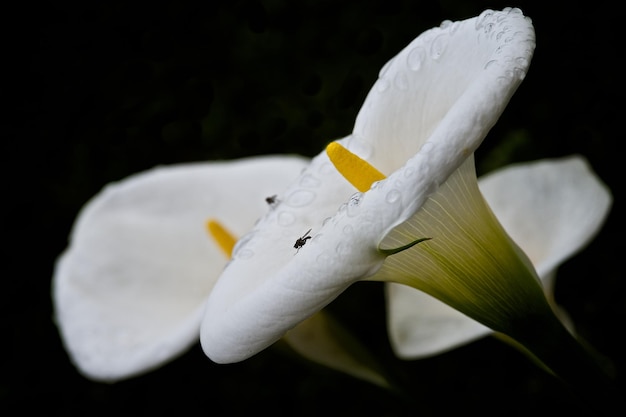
[232, 231, 255, 257]
[300, 174, 321, 188]
[407, 47, 425, 71]
[236, 249, 254, 260]
[394, 72, 409, 90]
[319, 161, 335, 175]
[278, 211, 296, 226]
[336, 241, 350, 256]
[475, 10, 494, 30]
[349, 192, 362, 206]
[430, 34, 448, 61]
[285, 190, 316, 207]
[376, 78, 390, 92]
[515, 56, 529, 69]
[403, 167, 415, 178]
[448, 21, 461, 34]
[386, 189, 401, 204]
[484, 59, 497, 70]
[343, 224, 353, 235]
[316, 253, 330, 264]
[378, 58, 393, 78]
[347, 192, 362, 217]
[370, 179, 384, 190]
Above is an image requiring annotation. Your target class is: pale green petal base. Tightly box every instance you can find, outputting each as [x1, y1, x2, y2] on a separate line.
[386, 155, 611, 358]
[375, 156, 620, 414]
[375, 156, 548, 335]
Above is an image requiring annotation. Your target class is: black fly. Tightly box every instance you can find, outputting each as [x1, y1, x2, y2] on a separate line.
[265, 195, 278, 205]
[294, 229, 312, 253]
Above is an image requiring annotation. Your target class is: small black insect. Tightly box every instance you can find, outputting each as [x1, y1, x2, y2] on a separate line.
[265, 195, 278, 205]
[294, 229, 312, 252]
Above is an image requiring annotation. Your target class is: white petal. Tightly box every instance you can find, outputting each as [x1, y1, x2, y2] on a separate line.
[479, 155, 612, 281]
[53, 155, 308, 381]
[385, 284, 491, 358]
[386, 156, 611, 359]
[348, 8, 534, 175]
[201, 9, 536, 364]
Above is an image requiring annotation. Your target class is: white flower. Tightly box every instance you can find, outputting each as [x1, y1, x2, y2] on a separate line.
[386, 156, 612, 359]
[54, 154, 394, 387]
[200, 8, 540, 364]
[53, 156, 308, 381]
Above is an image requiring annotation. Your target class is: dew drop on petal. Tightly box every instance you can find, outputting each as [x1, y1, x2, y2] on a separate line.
[378, 58, 394, 78]
[407, 47, 425, 71]
[475, 9, 494, 30]
[346, 192, 363, 217]
[316, 252, 330, 265]
[349, 192, 363, 205]
[300, 174, 321, 188]
[336, 241, 350, 256]
[386, 189, 401, 204]
[430, 34, 448, 61]
[232, 231, 255, 257]
[236, 249, 254, 259]
[310, 233, 323, 246]
[515, 56, 530, 69]
[448, 20, 461, 34]
[370, 179, 384, 190]
[376, 78, 390, 92]
[319, 162, 335, 175]
[394, 72, 409, 91]
[439, 19, 453, 29]
[285, 190, 316, 207]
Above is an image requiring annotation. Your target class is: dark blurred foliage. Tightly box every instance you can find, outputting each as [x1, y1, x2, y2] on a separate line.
[3, 0, 624, 416]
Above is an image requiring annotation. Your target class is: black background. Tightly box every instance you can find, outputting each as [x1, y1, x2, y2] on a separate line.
[4, 1, 624, 416]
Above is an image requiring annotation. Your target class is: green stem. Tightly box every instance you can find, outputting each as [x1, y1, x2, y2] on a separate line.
[508, 313, 623, 416]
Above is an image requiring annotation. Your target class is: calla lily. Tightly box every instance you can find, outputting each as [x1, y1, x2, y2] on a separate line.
[199, 10, 620, 408]
[386, 155, 612, 359]
[52, 156, 309, 381]
[200, 8, 539, 363]
[53, 154, 393, 387]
